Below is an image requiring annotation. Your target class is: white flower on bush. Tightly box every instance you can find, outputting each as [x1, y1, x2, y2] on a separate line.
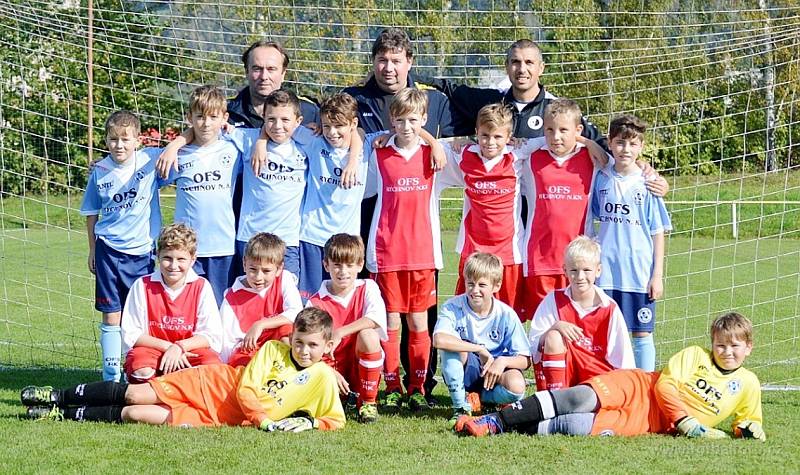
[38, 67, 52, 82]
[11, 76, 31, 97]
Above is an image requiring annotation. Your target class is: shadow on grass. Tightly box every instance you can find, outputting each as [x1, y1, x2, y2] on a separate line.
[0, 367, 100, 396]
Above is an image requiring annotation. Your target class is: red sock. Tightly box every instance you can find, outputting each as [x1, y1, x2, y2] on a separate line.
[382, 329, 401, 394]
[357, 350, 383, 404]
[407, 330, 431, 395]
[542, 352, 567, 391]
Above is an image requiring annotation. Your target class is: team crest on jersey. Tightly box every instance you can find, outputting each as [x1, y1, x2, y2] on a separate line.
[294, 371, 310, 385]
[633, 191, 645, 205]
[527, 116, 543, 130]
[220, 155, 232, 168]
[489, 329, 501, 341]
[637, 307, 653, 324]
[598, 188, 608, 197]
[135, 170, 146, 181]
[728, 379, 742, 395]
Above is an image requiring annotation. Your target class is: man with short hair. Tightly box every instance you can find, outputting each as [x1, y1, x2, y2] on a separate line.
[228, 40, 320, 128]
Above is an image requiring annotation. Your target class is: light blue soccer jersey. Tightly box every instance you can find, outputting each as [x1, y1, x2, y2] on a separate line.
[165, 137, 242, 257]
[80, 148, 161, 255]
[232, 128, 309, 246]
[434, 294, 531, 358]
[299, 131, 379, 247]
[591, 166, 672, 292]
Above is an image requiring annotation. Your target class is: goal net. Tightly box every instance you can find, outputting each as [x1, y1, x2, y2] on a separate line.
[1, 0, 798, 387]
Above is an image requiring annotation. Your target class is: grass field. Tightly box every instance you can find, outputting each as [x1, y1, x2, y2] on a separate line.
[1, 171, 800, 473]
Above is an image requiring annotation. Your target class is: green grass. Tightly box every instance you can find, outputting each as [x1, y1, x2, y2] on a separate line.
[2, 173, 800, 472]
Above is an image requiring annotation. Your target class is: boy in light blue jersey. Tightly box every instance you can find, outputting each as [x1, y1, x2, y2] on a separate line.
[296, 93, 370, 300]
[80, 110, 162, 382]
[590, 114, 672, 371]
[161, 86, 242, 306]
[433, 252, 530, 426]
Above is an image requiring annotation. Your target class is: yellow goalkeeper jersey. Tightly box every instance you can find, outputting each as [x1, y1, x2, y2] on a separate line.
[656, 345, 762, 431]
[236, 341, 345, 430]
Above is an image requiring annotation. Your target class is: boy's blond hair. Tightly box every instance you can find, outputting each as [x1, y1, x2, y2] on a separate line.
[293, 307, 334, 341]
[609, 114, 647, 142]
[264, 89, 301, 119]
[158, 223, 197, 256]
[105, 110, 141, 137]
[563, 235, 600, 267]
[189, 85, 228, 116]
[320, 93, 358, 126]
[389, 88, 428, 118]
[710, 312, 754, 345]
[463, 252, 503, 286]
[476, 103, 513, 133]
[244, 232, 286, 265]
[543, 98, 582, 127]
[323, 233, 364, 265]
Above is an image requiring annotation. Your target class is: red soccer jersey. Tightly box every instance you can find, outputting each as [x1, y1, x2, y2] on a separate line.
[144, 275, 203, 342]
[525, 147, 595, 275]
[554, 289, 612, 361]
[457, 146, 522, 264]
[309, 283, 366, 364]
[366, 140, 442, 272]
[223, 273, 285, 333]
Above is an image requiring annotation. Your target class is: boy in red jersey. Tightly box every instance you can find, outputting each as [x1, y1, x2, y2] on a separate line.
[307, 234, 387, 423]
[220, 232, 303, 366]
[528, 235, 634, 391]
[365, 87, 443, 412]
[120, 223, 223, 383]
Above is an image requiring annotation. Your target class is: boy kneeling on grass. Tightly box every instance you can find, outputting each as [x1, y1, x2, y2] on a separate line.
[21, 307, 345, 432]
[455, 312, 765, 441]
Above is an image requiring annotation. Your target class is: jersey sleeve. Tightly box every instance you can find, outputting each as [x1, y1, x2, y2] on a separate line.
[363, 149, 379, 199]
[279, 273, 303, 322]
[218, 291, 244, 363]
[236, 342, 282, 426]
[513, 137, 546, 160]
[605, 304, 636, 369]
[363, 279, 388, 340]
[502, 312, 532, 357]
[193, 279, 223, 353]
[80, 170, 102, 216]
[647, 195, 673, 235]
[120, 277, 148, 353]
[527, 293, 558, 363]
[654, 346, 704, 424]
[435, 141, 465, 189]
[432, 300, 460, 338]
[291, 124, 317, 149]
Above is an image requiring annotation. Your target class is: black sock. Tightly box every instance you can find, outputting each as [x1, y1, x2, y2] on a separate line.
[58, 381, 128, 407]
[498, 395, 545, 430]
[64, 405, 124, 423]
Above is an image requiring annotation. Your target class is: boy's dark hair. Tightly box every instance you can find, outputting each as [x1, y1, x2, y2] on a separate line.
[371, 27, 413, 59]
[189, 85, 228, 116]
[609, 114, 647, 142]
[244, 233, 285, 265]
[323, 234, 365, 266]
[105, 110, 141, 136]
[158, 223, 197, 256]
[241, 39, 289, 71]
[320, 93, 358, 126]
[710, 312, 754, 345]
[293, 307, 334, 340]
[506, 39, 543, 64]
[264, 89, 301, 119]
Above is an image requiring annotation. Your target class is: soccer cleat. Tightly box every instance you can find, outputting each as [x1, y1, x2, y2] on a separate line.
[20, 386, 55, 407]
[453, 413, 504, 437]
[407, 391, 429, 412]
[448, 407, 472, 430]
[383, 391, 403, 413]
[424, 393, 438, 409]
[26, 405, 64, 421]
[466, 392, 482, 413]
[358, 403, 378, 423]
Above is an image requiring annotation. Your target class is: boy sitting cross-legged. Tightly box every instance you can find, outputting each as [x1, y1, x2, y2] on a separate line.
[22, 307, 345, 432]
[220, 232, 302, 366]
[307, 234, 387, 423]
[433, 252, 530, 426]
[455, 312, 765, 441]
[527, 235, 634, 391]
[120, 223, 223, 383]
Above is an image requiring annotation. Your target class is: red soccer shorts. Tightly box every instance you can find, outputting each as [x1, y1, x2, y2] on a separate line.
[455, 257, 523, 318]
[374, 269, 436, 313]
[521, 273, 568, 321]
[533, 340, 615, 391]
[124, 346, 222, 382]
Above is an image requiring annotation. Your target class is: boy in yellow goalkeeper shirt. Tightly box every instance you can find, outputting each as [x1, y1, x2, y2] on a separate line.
[456, 312, 765, 441]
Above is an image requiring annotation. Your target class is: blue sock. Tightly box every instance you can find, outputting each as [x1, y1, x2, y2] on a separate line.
[633, 334, 656, 371]
[441, 350, 469, 411]
[100, 324, 122, 382]
[481, 384, 524, 405]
